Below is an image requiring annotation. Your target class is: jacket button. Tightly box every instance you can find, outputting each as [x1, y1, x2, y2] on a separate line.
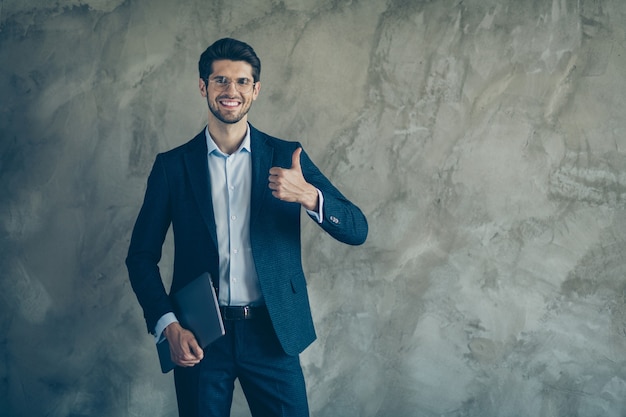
[329, 215, 340, 224]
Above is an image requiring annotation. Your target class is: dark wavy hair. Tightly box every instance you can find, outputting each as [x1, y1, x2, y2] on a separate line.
[198, 38, 261, 82]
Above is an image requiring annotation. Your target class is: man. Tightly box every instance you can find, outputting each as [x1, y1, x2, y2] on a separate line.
[126, 38, 368, 417]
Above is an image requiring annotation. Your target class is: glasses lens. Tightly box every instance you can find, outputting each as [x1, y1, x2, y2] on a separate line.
[236, 81, 253, 93]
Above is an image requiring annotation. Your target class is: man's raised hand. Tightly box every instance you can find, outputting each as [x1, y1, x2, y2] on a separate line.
[268, 147, 319, 211]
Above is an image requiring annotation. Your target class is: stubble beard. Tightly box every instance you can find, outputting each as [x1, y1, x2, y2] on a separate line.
[207, 95, 252, 125]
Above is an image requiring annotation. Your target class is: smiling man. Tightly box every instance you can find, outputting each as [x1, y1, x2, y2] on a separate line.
[126, 38, 368, 417]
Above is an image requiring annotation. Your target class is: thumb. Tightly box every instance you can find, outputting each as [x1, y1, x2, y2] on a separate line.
[291, 147, 302, 171]
[189, 340, 204, 360]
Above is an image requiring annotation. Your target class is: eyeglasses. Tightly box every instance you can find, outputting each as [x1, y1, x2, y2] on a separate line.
[207, 76, 256, 93]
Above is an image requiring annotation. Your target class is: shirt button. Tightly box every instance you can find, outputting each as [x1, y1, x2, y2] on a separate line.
[233, 249, 239, 254]
[231, 215, 237, 221]
[229, 185, 235, 190]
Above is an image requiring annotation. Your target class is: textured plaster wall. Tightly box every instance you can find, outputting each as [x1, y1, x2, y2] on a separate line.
[1, 1, 626, 416]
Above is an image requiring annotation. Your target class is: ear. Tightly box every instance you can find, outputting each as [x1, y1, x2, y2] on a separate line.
[199, 78, 207, 97]
[252, 81, 261, 101]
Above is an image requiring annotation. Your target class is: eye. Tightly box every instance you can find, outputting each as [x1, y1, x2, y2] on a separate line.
[237, 78, 251, 86]
[213, 77, 228, 85]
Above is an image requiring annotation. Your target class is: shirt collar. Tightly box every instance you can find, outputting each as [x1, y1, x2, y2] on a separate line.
[205, 124, 251, 156]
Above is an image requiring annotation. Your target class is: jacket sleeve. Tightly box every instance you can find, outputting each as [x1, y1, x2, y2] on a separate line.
[300, 148, 368, 246]
[125, 155, 174, 334]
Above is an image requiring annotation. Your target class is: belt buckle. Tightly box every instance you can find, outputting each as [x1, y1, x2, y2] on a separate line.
[242, 305, 250, 319]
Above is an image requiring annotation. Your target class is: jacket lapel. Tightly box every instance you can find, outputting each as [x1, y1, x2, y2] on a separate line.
[184, 131, 219, 249]
[250, 126, 273, 226]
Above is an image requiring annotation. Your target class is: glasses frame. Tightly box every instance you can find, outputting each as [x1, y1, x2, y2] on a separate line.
[206, 76, 257, 94]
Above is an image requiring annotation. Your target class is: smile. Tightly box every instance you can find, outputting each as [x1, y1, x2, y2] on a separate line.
[218, 98, 241, 108]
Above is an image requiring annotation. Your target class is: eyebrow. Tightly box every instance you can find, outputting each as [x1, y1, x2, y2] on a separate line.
[211, 76, 252, 81]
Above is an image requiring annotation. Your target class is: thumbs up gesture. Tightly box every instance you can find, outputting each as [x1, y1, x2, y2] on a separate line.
[269, 147, 319, 211]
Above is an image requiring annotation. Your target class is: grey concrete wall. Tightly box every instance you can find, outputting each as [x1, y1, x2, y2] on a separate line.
[1, 0, 625, 416]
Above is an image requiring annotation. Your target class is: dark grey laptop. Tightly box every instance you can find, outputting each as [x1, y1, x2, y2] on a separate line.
[157, 272, 225, 373]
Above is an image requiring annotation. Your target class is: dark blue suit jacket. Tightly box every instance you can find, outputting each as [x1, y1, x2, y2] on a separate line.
[126, 124, 368, 356]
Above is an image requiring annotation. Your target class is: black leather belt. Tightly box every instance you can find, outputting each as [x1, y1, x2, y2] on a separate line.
[220, 306, 268, 320]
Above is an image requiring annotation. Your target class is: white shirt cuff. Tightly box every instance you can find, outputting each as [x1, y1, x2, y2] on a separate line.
[154, 312, 178, 344]
[306, 188, 324, 223]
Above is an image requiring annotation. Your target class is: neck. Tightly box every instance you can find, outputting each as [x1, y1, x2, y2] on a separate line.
[207, 117, 248, 154]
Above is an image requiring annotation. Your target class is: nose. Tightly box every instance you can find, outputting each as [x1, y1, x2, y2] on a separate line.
[225, 81, 238, 93]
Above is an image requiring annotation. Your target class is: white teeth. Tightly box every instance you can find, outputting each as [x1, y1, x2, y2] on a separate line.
[221, 100, 239, 107]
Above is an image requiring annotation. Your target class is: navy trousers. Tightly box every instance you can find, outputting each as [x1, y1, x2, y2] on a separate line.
[173, 312, 310, 417]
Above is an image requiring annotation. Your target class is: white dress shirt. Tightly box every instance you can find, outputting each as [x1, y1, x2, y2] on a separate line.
[207, 125, 263, 306]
